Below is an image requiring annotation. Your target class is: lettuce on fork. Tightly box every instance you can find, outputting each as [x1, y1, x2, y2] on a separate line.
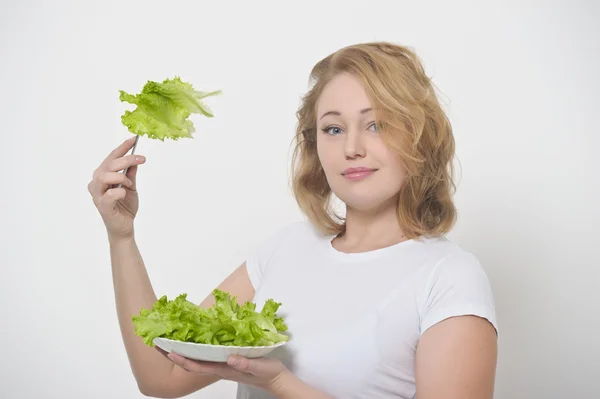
[132, 289, 289, 347]
[119, 76, 221, 141]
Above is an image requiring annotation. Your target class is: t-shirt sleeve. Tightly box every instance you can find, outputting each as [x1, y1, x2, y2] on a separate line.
[245, 222, 300, 290]
[419, 250, 498, 336]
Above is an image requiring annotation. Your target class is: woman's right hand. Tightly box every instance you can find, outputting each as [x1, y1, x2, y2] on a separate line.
[88, 136, 147, 241]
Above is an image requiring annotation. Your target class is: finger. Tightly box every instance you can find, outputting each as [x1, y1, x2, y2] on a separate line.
[101, 136, 138, 166]
[167, 353, 229, 376]
[227, 355, 252, 373]
[155, 347, 170, 359]
[107, 154, 146, 174]
[99, 187, 127, 213]
[227, 355, 280, 377]
[98, 172, 133, 195]
[167, 353, 210, 374]
[90, 172, 133, 197]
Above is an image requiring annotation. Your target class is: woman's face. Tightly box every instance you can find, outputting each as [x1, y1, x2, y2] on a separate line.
[316, 72, 407, 213]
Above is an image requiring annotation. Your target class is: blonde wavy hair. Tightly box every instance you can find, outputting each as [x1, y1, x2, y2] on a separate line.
[290, 41, 458, 239]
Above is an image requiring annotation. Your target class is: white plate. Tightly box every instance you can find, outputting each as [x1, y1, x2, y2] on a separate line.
[153, 338, 287, 362]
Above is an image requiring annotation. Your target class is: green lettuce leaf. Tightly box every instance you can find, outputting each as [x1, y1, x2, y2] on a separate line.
[132, 289, 289, 347]
[119, 76, 221, 141]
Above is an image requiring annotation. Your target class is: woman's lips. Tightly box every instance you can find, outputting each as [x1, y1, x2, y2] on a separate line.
[342, 167, 377, 181]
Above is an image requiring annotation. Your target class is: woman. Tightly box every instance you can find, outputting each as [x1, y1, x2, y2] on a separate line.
[88, 42, 498, 399]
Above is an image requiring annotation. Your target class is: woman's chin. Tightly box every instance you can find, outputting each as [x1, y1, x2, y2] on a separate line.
[337, 195, 396, 214]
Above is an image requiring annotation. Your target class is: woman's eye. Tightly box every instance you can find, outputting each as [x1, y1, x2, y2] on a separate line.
[323, 126, 342, 135]
[321, 123, 376, 135]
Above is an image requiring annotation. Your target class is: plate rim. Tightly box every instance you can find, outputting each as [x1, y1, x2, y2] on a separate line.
[153, 337, 288, 349]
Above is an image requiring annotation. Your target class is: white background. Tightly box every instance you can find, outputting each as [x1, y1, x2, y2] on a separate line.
[1, 1, 598, 398]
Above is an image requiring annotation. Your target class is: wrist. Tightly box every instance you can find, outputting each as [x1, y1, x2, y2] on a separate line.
[107, 232, 135, 246]
[269, 369, 297, 398]
[268, 369, 335, 399]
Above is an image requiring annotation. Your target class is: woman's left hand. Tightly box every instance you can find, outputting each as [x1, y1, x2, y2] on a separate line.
[157, 347, 289, 392]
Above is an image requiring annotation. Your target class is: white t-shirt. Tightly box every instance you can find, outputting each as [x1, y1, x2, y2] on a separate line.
[236, 221, 497, 399]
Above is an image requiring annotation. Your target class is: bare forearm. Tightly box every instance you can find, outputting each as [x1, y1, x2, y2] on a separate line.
[109, 235, 175, 391]
[271, 371, 336, 399]
[109, 235, 222, 397]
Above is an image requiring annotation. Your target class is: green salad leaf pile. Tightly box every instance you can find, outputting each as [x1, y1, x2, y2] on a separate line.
[119, 76, 221, 141]
[132, 289, 289, 347]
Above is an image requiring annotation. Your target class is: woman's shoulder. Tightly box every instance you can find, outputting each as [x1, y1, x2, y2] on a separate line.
[416, 235, 484, 270]
[249, 219, 321, 258]
[245, 219, 321, 289]
[413, 236, 494, 301]
[261, 219, 320, 243]
[412, 236, 498, 335]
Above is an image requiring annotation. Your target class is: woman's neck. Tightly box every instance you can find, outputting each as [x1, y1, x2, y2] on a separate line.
[332, 202, 408, 254]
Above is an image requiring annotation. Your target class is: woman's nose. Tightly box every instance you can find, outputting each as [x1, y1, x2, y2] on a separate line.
[344, 130, 366, 159]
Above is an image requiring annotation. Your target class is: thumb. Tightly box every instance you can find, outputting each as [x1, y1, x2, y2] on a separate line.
[227, 355, 284, 379]
[227, 355, 265, 375]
